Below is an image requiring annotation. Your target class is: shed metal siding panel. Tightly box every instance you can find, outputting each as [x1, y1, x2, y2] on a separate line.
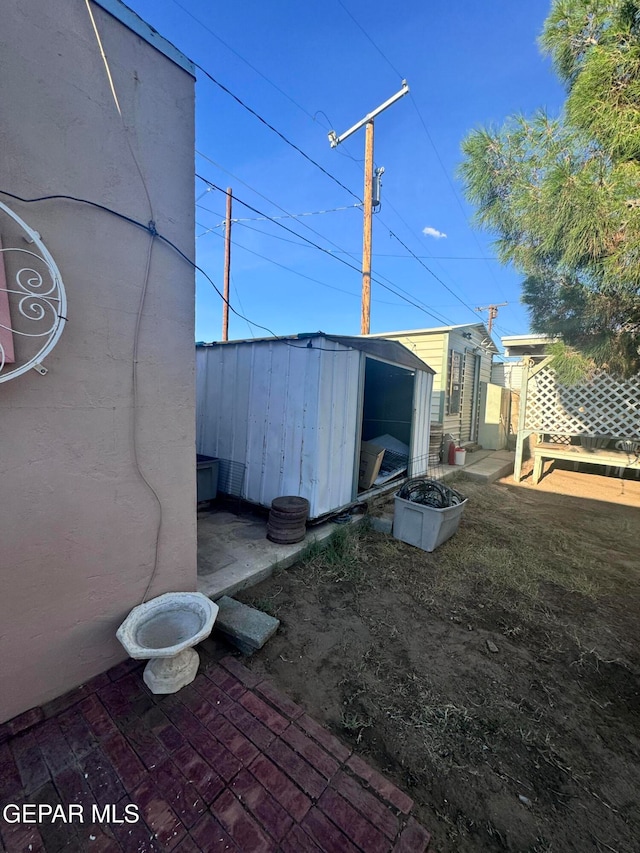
[314, 343, 361, 515]
[492, 362, 524, 391]
[244, 342, 321, 511]
[196, 339, 361, 518]
[196, 343, 252, 464]
[409, 369, 433, 476]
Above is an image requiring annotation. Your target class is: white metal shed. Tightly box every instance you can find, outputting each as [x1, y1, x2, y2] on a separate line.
[196, 333, 435, 519]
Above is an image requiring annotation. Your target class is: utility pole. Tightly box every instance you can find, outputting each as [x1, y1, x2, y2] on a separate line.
[476, 302, 508, 336]
[328, 81, 409, 335]
[361, 121, 374, 336]
[222, 187, 232, 341]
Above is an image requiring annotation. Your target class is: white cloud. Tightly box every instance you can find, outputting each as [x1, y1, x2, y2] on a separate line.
[422, 226, 447, 239]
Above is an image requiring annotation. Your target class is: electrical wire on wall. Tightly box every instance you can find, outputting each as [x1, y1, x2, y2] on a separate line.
[84, 0, 162, 604]
[0, 190, 279, 337]
[1, 182, 460, 362]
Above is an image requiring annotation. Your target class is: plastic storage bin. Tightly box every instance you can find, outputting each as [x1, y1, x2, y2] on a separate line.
[196, 454, 219, 502]
[579, 434, 612, 449]
[393, 480, 468, 552]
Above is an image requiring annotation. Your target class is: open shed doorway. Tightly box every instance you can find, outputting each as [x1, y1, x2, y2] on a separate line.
[358, 357, 416, 494]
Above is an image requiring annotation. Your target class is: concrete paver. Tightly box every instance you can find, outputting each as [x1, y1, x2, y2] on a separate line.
[461, 450, 515, 484]
[0, 652, 432, 853]
[215, 597, 280, 655]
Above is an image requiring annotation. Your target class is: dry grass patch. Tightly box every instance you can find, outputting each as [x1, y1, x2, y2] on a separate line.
[238, 479, 640, 853]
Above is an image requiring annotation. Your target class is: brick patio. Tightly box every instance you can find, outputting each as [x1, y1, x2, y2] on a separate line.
[0, 654, 431, 852]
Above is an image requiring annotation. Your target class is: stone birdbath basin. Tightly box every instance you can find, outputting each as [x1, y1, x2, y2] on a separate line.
[116, 592, 218, 694]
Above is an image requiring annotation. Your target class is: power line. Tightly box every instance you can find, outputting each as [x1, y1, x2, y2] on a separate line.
[195, 160, 367, 267]
[197, 208, 309, 249]
[197, 203, 362, 231]
[168, 0, 318, 123]
[164, 2, 369, 176]
[336, 0, 404, 80]
[334, 0, 510, 306]
[194, 174, 459, 329]
[195, 175, 452, 325]
[196, 219, 404, 307]
[194, 159, 451, 322]
[225, 269, 255, 337]
[0, 189, 281, 338]
[171, 1, 498, 329]
[196, 173, 378, 277]
[194, 64, 362, 204]
[195, 147, 464, 325]
[233, 218, 452, 319]
[493, 321, 520, 337]
[196, 150, 364, 261]
[407, 95, 509, 302]
[382, 224, 479, 320]
[199, 222, 364, 298]
[332, 252, 499, 260]
[1, 187, 453, 351]
[376, 197, 483, 312]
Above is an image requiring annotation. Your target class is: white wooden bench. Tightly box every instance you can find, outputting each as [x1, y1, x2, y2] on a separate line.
[532, 442, 640, 485]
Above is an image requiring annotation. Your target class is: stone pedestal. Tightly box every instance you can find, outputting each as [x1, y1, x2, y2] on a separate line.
[143, 647, 200, 694]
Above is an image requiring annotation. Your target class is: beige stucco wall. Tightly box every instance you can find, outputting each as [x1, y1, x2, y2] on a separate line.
[0, 1, 197, 722]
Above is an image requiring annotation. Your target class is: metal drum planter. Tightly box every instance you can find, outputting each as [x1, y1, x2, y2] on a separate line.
[267, 496, 310, 544]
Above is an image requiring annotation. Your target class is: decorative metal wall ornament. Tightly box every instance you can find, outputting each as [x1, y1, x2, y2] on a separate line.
[0, 200, 67, 382]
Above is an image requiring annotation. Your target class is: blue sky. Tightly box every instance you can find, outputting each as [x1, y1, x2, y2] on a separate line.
[127, 0, 565, 347]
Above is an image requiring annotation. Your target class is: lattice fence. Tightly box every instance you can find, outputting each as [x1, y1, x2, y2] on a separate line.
[524, 367, 640, 437]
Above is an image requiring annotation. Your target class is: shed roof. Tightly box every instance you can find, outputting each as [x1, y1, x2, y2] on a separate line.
[196, 332, 435, 374]
[367, 323, 499, 354]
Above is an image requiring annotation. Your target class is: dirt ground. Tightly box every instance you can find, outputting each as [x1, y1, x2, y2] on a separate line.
[237, 466, 640, 853]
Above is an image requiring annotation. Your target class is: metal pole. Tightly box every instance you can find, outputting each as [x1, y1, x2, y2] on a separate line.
[328, 81, 409, 148]
[222, 187, 232, 342]
[513, 356, 532, 482]
[361, 121, 374, 335]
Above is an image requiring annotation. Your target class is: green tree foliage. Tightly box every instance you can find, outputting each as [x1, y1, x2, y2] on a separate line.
[460, 0, 640, 376]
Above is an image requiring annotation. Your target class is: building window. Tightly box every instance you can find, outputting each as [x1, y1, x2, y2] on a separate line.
[448, 349, 462, 415]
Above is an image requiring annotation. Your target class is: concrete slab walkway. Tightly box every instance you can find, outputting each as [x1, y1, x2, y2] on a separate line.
[198, 512, 360, 601]
[197, 450, 513, 602]
[452, 449, 515, 484]
[0, 652, 431, 852]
